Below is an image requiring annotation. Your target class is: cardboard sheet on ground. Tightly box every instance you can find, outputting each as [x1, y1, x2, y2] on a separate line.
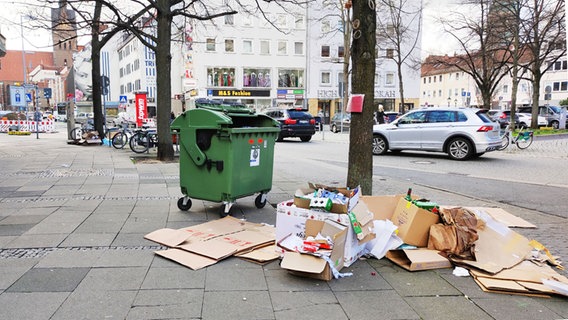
[473, 277, 551, 298]
[450, 210, 532, 274]
[465, 207, 536, 228]
[235, 244, 280, 264]
[145, 216, 275, 269]
[469, 260, 568, 297]
[386, 249, 452, 271]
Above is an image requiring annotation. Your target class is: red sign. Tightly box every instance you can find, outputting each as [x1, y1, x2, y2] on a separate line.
[135, 92, 147, 127]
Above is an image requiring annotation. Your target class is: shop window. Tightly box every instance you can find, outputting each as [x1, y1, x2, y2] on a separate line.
[277, 68, 304, 88]
[207, 67, 236, 87]
[243, 68, 271, 88]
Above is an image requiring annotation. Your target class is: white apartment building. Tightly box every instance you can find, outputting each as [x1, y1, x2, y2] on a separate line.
[421, 55, 568, 110]
[98, 0, 422, 119]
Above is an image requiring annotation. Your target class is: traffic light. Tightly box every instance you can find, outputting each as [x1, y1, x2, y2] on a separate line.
[101, 76, 110, 95]
[43, 88, 52, 99]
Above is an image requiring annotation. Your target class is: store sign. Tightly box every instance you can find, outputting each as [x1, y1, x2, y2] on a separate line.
[135, 92, 147, 127]
[209, 89, 270, 97]
[277, 89, 305, 99]
[374, 90, 397, 98]
[317, 89, 339, 99]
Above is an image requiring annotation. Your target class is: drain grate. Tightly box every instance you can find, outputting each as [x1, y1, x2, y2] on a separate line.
[0, 245, 167, 259]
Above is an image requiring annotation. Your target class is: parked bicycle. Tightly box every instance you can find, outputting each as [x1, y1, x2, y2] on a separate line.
[129, 128, 158, 153]
[498, 125, 533, 150]
[111, 125, 137, 149]
[69, 119, 96, 143]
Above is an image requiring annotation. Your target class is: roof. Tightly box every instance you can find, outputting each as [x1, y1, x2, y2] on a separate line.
[0, 50, 55, 82]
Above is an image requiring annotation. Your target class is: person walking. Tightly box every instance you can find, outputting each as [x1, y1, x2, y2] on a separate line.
[376, 105, 386, 124]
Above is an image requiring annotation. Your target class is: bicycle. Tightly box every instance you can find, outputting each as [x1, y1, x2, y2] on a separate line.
[498, 125, 534, 150]
[129, 128, 158, 153]
[69, 120, 97, 143]
[111, 125, 136, 149]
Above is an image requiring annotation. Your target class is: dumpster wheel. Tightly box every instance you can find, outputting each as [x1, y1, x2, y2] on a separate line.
[177, 197, 192, 211]
[255, 193, 267, 209]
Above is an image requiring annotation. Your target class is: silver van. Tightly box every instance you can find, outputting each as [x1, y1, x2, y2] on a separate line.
[518, 105, 567, 129]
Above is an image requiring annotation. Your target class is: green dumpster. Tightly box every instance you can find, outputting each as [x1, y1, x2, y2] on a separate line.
[171, 101, 280, 215]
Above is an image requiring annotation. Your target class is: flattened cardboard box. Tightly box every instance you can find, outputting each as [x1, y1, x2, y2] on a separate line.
[144, 216, 275, 270]
[293, 183, 360, 214]
[386, 249, 452, 271]
[359, 194, 412, 221]
[390, 198, 440, 247]
[280, 219, 348, 281]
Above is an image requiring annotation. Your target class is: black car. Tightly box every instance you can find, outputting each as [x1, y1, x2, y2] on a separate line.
[264, 108, 316, 142]
[492, 110, 519, 129]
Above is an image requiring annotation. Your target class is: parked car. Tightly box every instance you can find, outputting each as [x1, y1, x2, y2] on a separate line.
[372, 107, 502, 160]
[517, 113, 547, 128]
[264, 108, 316, 142]
[518, 105, 568, 129]
[384, 111, 401, 123]
[330, 113, 351, 133]
[112, 112, 136, 127]
[313, 116, 324, 131]
[75, 112, 94, 124]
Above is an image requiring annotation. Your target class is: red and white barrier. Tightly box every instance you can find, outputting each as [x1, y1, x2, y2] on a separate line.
[0, 120, 56, 133]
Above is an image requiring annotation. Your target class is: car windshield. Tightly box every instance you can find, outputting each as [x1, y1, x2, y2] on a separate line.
[287, 110, 312, 119]
[550, 106, 561, 113]
[475, 111, 494, 123]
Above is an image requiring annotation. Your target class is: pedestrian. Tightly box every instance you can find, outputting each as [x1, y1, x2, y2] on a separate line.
[377, 104, 386, 124]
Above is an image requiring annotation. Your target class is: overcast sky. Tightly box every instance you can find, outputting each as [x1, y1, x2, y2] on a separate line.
[1, 0, 459, 58]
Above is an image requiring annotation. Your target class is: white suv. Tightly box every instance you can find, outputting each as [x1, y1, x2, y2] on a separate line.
[372, 107, 502, 160]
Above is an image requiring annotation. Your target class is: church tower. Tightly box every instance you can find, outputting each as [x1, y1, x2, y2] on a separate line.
[51, 0, 77, 68]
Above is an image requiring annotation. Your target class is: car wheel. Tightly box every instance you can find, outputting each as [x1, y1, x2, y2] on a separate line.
[551, 121, 559, 129]
[276, 134, 284, 142]
[372, 135, 388, 155]
[519, 122, 527, 129]
[300, 136, 312, 142]
[447, 137, 472, 160]
[331, 124, 337, 133]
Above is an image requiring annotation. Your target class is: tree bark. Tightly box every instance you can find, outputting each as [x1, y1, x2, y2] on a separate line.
[347, 1, 376, 195]
[155, 0, 174, 161]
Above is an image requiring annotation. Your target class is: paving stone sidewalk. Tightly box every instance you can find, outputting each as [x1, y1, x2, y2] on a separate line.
[0, 127, 566, 320]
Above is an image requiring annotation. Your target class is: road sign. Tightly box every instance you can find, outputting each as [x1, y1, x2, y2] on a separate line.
[119, 95, 128, 104]
[44, 88, 52, 99]
[26, 93, 32, 103]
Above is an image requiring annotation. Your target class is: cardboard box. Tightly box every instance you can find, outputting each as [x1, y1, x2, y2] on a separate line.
[280, 219, 347, 281]
[359, 195, 408, 220]
[293, 183, 360, 214]
[145, 216, 275, 270]
[386, 249, 452, 271]
[390, 198, 440, 247]
[276, 200, 372, 267]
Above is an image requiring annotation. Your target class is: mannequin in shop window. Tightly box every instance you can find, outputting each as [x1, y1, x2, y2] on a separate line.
[264, 73, 271, 87]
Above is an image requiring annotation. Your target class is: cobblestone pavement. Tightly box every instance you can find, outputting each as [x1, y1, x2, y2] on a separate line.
[0, 126, 566, 320]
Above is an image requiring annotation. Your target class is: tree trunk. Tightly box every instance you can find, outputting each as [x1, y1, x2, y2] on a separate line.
[91, 2, 104, 139]
[347, 1, 376, 195]
[155, 0, 174, 161]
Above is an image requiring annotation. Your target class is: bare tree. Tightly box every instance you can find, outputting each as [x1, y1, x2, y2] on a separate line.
[432, 0, 514, 109]
[348, 0, 375, 195]
[376, 0, 422, 113]
[518, 0, 566, 128]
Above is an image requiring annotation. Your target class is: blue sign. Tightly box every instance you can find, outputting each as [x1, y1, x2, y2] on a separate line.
[25, 93, 32, 102]
[10, 86, 26, 107]
[119, 95, 128, 104]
